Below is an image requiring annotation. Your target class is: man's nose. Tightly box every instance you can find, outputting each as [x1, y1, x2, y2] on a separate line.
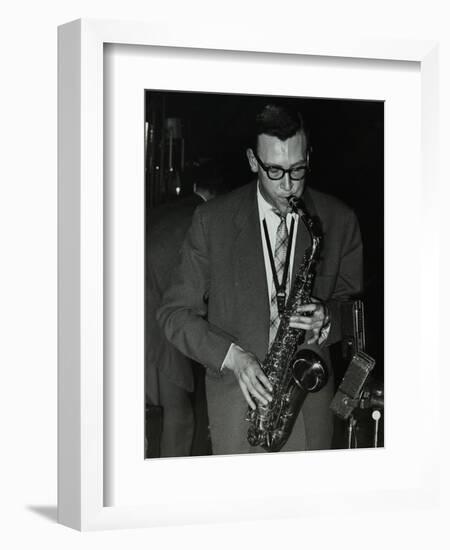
[280, 173, 293, 192]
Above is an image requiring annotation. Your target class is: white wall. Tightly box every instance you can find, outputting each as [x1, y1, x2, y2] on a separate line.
[1, 1, 449, 548]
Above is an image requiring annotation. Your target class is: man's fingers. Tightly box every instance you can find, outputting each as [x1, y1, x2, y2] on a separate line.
[250, 363, 273, 392]
[296, 304, 325, 322]
[241, 371, 271, 405]
[233, 353, 274, 408]
[296, 303, 316, 313]
[239, 381, 256, 410]
[250, 378, 272, 404]
[289, 317, 313, 330]
[245, 361, 273, 393]
[288, 317, 321, 341]
[243, 376, 270, 405]
[290, 314, 315, 323]
[256, 371, 273, 392]
[289, 314, 324, 330]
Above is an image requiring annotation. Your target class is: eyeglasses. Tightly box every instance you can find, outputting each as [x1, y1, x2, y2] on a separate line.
[252, 150, 308, 181]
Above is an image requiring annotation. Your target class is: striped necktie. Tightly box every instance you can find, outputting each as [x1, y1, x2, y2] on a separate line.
[269, 214, 289, 346]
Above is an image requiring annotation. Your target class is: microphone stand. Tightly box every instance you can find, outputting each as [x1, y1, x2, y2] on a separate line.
[338, 385, 384, 449]
[330, 299, 383, 449]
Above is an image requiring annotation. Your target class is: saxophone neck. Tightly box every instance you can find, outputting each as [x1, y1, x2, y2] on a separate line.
[288, 195, 304, 216]
[288, 196, 315, 234]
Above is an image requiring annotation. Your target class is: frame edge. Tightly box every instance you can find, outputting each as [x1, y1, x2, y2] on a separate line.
[57, 17, 441, 530]
[57, 19, 82, 531]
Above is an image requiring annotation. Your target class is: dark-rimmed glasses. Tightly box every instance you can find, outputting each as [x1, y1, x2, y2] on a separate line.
[252, 150, 308, 181]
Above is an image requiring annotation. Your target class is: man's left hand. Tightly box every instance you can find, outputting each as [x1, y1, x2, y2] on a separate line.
[289, 298, 329, 344]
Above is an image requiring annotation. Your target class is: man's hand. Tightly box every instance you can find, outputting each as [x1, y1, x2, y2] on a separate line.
[289, 298, 330, 345]
[222, 344, 273, 410]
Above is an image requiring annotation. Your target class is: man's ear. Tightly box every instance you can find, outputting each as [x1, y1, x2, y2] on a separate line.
[246, 148, 258, 173]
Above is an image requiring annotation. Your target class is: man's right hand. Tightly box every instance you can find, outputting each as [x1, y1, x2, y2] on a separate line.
[222, 344, 273, 410]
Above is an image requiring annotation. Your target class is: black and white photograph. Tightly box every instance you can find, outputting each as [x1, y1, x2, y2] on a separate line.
[2, 0, 448, 541]
[144, 92, 384, 459]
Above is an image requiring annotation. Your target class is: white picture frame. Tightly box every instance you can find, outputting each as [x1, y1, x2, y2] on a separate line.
[58, 18, 439, 531]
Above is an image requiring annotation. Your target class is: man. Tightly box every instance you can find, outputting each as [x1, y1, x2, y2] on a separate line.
[146, 160, 223, 457]
[157, 104, 363, 455]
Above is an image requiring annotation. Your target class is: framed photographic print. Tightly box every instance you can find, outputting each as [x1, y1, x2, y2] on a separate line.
[58, 18, 439, 530]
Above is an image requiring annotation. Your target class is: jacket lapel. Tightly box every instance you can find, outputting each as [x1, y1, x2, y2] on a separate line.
[231, 184, 270, 359]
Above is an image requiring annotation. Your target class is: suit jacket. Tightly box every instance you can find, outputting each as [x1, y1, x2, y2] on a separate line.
[157, 182, 363, 376]
[146, 194, 203, 396]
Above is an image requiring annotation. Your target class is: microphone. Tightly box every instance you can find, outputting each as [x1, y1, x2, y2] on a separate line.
[330, 350, 376, 420]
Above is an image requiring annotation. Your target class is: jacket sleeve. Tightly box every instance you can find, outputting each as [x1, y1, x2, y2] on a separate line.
[326, 208, 364, 346]
[156, 206, 235, 373]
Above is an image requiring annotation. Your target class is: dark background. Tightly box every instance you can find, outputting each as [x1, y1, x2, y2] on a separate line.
[145, 91, 384, 450]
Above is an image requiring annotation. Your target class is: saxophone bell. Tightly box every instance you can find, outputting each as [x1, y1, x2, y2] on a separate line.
[292, 349, 328, 393]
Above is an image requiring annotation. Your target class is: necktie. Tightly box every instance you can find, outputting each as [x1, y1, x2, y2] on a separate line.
[269, 214, 289, 345]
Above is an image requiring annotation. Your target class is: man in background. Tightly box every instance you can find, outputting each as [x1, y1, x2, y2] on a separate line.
[146, 160, 224, 457]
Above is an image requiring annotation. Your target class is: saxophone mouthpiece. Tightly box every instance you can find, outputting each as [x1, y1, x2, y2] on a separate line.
[288, 196, 298, 213]
[288, 195, 304, 215]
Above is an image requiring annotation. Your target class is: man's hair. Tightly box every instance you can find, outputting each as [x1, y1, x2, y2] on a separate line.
[253, 103, 308, 151]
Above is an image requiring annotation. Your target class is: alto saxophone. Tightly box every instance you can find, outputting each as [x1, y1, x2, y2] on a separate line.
[247, 196, 328, 452]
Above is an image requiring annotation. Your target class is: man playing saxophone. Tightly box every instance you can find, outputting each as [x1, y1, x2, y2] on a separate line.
[158, 103, 363, 455]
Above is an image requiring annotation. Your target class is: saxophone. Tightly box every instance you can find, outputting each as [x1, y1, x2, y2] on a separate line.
[247, 196, 328, 452]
